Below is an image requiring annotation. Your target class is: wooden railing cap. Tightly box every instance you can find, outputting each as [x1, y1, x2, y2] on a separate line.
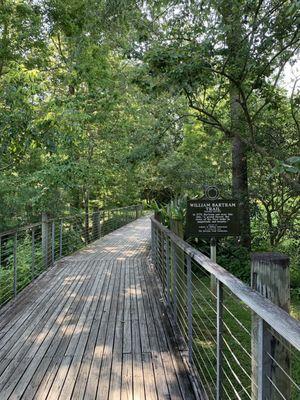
[150, 216, 300, 351]
[251, 252, 289, 266]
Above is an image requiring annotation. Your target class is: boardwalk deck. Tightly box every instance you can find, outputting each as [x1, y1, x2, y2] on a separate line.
[0, 217, 197, 400]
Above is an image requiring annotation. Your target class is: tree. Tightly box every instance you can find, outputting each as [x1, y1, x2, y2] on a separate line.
[134, 0, 300, 247]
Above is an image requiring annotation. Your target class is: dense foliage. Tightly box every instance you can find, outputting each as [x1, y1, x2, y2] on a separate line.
[0, 0, 299, 279]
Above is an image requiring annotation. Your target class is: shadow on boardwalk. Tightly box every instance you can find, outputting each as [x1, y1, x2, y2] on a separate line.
[0, 217, 197, 400]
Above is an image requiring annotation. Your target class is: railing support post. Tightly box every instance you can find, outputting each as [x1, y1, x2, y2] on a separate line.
[156, 226, 161, 281]
[251, 252, 290, 400]
[59, 220, 63, 258]
[92, 208, 101, 240]
[99, 211, 102, 238]
[155, 225, 159, 270]
[13, 233, 17, 297]
[108, 210, 112, 229]
[256, 318, 269, 400]
[51, 221, 55, 265]
[151, 222, 155, 267]
[166, 235, 171, 307]
[84, 208, 89, 245]
[31, 228, 35, 278]
[170, 218, 186, 334]
[210, 237, 217, 295]
[187, 254, 193, 364]
[172, 242, 177, 323]
[216, 279, 223, 400]
[161, 233, 166, 291]
[42, 212, 49, 269]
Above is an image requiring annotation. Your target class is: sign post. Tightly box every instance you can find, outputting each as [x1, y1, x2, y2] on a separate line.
[185, 186, 240, 293]
[210, 237, 217, 293]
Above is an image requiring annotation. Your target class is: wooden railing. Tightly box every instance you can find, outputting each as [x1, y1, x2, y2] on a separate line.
[151, 216, 300, 400]
[0, 205, 143, 307]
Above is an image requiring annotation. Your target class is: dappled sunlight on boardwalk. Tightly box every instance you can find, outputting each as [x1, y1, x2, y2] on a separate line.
[0, 217, 196, 400]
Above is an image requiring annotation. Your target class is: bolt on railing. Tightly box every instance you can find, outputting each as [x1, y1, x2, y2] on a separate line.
[0, 204, 143, 307]
[151, 216, 300, 400]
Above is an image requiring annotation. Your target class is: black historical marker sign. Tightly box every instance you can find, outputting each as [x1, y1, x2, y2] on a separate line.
[186, 199, 240, 238]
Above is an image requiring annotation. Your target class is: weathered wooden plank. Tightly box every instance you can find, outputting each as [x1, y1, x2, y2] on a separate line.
[108, 353, 122, 400]
[141, 258, 194, 399]
[132, 352, 145, 400]
[45, 261, 109, 400]
[0, 217, 196, 400]
[142, 352, 158, 400]
[0, 261, 93, 394]
[21, 261, 104, 400]
[134, 259, 150, 353]
[0, 268, 58, 331]
[113, 261, 126, 356]
[71, 262, 114, 400]
[84, 263, 119, 400]
[96, 260, 122, 400]
[144, 260, 196, 400]
[130, 261, 141, 358]
[1, 260, 100, 400]
[121, 353, 133, 400]
[0, 258, 81, 331]
[123, 260, 131, 354]
[137, 262, 171, 400]
[108, 261, 126, 400]
[58, 261, 112, 400]
[0, 260, 83, 354]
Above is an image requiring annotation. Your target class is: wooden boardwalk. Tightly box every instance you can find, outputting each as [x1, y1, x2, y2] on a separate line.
[0, 217, 196, 400]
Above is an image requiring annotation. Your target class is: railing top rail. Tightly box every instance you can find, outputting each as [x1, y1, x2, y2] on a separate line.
[103, 204, 141, 213]
[0, 222, 42, 238]
[0, 204, 142, 238]
[151, 216, 300, 351]
[46, 204, 141, 222]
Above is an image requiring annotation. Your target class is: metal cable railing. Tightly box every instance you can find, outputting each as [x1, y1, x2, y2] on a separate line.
[0, 204, 143, 307]
[151, 216, 300, 400]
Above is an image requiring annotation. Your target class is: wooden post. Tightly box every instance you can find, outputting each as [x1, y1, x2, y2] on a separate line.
[154, 211, 162, 222]
[92, 207, 101, 240]
[13, 233, 17, 297]
[84, 189, 90, 244]
[84, 208, 89, 245]
[31, 228, 35, 278]
[156, 212, 165, 289]
[51, 221, 55, 265]
[251, 252, 290, 400]
[42, 213, 50, 269]
[138, 204, 142, 218]
[59, 221, 63, 258]
[187, 254, 193, 363]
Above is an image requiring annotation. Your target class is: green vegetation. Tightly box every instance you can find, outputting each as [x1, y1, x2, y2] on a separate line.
[0, 1, 299, 397]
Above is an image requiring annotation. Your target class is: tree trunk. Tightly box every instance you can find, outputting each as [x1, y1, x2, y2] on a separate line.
[232, 134, 251, 249]
[226, 3, 251, 249]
